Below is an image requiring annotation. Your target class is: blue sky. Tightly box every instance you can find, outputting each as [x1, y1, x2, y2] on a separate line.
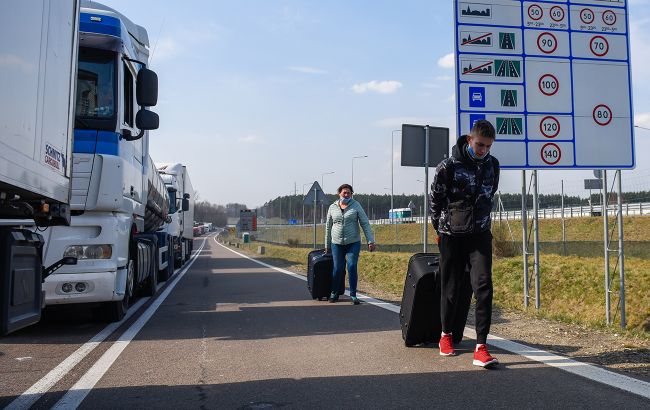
[96, 0, 650, 208]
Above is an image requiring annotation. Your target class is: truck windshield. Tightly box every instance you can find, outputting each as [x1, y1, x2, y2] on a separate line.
[75, 47, 116, 129]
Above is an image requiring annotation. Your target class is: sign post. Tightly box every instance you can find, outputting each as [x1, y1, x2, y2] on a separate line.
[304, 181, 325, 249]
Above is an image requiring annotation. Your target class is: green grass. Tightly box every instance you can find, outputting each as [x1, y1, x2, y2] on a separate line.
[228, 239, 650, 337]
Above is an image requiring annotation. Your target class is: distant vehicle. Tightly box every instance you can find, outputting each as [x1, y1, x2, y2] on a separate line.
[388, 208, 414, 223]
[193, 226, 202, 237]
[0, 0, 80, 335]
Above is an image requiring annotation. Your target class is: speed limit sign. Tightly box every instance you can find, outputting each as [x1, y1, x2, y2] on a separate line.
[541, 143, 561, 165]
[590, 35, 609, 57]
[593, 104, 612, 126]
[538, 74, 559, 96]
[537, 32, 558, 54]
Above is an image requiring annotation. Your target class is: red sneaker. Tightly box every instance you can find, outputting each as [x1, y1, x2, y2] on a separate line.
[438, 333, 456, 356]
[473, 344, 498, 368]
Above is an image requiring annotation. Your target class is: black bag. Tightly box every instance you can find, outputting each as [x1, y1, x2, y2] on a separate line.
[399, 253, 472, 347]
[307, 249, 345, 300]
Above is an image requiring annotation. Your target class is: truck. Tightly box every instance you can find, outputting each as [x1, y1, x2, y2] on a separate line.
[0, 0, 80, 335]
[38, 0, 167, 322]
[156, 163, 195, 271]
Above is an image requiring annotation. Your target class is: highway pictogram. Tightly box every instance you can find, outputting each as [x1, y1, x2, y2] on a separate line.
[495, 59, 521, 77]
[501, 89, 518, 107]
[593, 104, 613, 126]
[499, 32, 515, 50]
[550, 6, 565, 22]
[541, 143, 562, 165]
[537, 32, 558, 54]
[528, 4, 543, 21]
[590, 35, 609, 57]
[602, 10, 616, 26]
[497, 117, 523, 135]
[540, 116, 560, 138]
[538, 74, 559, 96]
[580, 8, 595, 24]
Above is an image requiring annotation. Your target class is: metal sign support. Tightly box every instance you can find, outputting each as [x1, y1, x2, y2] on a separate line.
[313, 187, 318, 249]
[423, 126, 430, 253]
[532, 170, 540, 310]
[616, 171, 626, 328]
[602, 170, 610, 324]
[521, 171, 529, 308]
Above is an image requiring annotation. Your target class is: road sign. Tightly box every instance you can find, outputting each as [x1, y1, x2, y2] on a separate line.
[401, 124, 449, 167]
[455, 0, 635, 169]
[584, 179, 603, 190]
[239, 209, 257, 232]
[303, 181, 326, 205]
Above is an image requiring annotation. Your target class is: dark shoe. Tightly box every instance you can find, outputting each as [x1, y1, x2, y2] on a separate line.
[439, 333, 456, 356]
[329, 292, 338, 303]
[351, 296, 360, 305]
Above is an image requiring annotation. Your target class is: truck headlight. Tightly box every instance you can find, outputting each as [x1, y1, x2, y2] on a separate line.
[64, 245, 112, 259]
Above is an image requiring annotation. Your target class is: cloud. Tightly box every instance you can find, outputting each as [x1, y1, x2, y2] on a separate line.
[437, 53, 455, 69]
[150, 37, 178, 62]
[351, 80, 403, 94]
[635, 112, 650, 128]
[237, 135, 264, 144]
[375, 117, 436, 128]
[288, 66, 327, 74]
[0, 54, 34, 72]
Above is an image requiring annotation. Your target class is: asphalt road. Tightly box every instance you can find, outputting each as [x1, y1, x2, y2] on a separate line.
[1, 235, 648, 409]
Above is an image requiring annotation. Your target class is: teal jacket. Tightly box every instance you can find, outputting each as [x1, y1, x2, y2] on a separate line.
[325, 199, 375, 247]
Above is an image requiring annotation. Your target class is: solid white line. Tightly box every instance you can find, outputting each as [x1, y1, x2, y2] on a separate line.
[215, 239, 650, 400]
[51, 237, 208, 410]
[5, 298, 149, 410]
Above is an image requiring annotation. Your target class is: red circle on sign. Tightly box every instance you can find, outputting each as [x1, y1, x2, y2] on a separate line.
[528, 4, 543, 21]
[550, 6, 565, 22]
[541, 143, 562, 165]
[537, 32, 558, 54]
[540, 116, 561, 138]
[593, 104, 613, 126]
[580, 8, 595, 24]
[602, 10, 617, 26]
[590, 35, 609, 57]
[539, 74, 559, 96]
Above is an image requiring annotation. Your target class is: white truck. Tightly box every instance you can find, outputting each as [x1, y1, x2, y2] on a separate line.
[156, 163, 195, 271]
[39, 0, 168, 322]
[0, 0, 80, 335]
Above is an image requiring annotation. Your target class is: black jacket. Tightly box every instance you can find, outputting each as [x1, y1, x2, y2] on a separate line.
[429, 134, 500, 236]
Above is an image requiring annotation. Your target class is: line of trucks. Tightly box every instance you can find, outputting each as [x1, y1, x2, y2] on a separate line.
[0, 0, 195, 335]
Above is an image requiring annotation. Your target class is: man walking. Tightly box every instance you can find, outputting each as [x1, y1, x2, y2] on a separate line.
[429, 119, 500, 368]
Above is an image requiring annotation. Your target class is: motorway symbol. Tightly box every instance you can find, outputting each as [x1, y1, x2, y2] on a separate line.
[501, 89, 518, 107]
[461, 31, 492, 46]
[462, 59, 493, 75]
[528, 4, 543, 21]
[540, 116, 561, 138]
[496, 117, 523, 135]
[580, 8, 595, 24]
[593, 104, 613, 126]
[539, 74, 559, 96]
[537, 32, 558, 54]
[470, 114, 486, 129]
[602, 10, 617, 26]
[495, 59, 521, 77]
[541, 143, 562, 165]
[460, 3, 492, 18]
[499, 32, 515, 50]
[550, 6, 565, 22]
[590, 35, 609, 57]
[469, 87, 486, 107]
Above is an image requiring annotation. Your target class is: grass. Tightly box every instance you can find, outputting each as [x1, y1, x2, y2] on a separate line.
[226, 239, 650, 337]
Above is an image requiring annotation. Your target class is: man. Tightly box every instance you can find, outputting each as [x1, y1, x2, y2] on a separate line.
[429, 119, 500, 368]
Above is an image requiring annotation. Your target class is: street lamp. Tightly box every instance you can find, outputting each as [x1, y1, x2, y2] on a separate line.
[391, 130, 401, 243]
[351, 155, 368, 188]
[321, 171, 335, 223]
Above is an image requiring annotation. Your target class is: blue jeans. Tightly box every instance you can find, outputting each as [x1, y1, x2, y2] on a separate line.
[331, 241, 361, 297]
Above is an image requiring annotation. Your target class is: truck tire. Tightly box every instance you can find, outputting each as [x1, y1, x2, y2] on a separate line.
[159, 242, 173, 282]
[98, 258, 134, 322]
[174, 237, 183, 269]
[142, 243, 158, 297]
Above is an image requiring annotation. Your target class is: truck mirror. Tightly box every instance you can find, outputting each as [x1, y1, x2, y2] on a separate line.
[136, 109, 159, 131]
[136, 68, 158, 107]
[183, 193, 190, 199]
[182, 198, 190, 211]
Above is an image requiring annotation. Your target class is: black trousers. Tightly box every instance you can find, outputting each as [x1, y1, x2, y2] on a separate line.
[439, 230, 493, 345]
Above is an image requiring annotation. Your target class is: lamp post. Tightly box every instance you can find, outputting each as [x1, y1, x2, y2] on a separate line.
[391, 130, 401, 244]
[302, 182, 312, 245]
[351, 155, 368, 188]
[321, 171, 335, 223]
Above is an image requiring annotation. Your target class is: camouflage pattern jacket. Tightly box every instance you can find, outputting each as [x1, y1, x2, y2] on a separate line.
[429, 134, 500, 236]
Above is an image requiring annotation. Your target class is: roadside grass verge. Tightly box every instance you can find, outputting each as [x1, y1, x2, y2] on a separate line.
[227, 240, 649, 338]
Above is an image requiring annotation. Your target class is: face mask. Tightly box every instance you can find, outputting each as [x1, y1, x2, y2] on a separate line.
[468, 144, 488, 160]
[341, 198, 351, 204]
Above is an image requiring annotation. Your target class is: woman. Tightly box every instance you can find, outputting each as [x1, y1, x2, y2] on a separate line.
[325, 184, 376, 304]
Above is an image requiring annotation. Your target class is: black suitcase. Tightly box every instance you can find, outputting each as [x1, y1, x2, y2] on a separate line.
[307, 249, 345, 300]
[399, 253, 472, 347]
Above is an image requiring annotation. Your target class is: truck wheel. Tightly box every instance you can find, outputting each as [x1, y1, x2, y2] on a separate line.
[142, 246, 158, 297]
[98, 258, 134, 322]
[159, 244, 173, 282]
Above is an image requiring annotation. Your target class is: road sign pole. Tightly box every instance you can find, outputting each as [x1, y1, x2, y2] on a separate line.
[533, 170, 540, 310]
[313, 187, 317, 249]
[522, 170, 529, 308]
[602, 171, 611, 325]
[616, 171, 626, 329]
[423, 126, 430, 253]
[562, 180, 566, 255]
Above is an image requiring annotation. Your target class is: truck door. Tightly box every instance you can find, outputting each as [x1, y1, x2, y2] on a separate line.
[120, 60, 144, 207]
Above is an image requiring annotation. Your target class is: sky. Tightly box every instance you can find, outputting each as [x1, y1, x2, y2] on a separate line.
[94, 0, 650, 208]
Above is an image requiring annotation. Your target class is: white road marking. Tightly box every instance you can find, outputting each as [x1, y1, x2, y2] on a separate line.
[216, 239, 650, 400]
[52, 237, 209, 409]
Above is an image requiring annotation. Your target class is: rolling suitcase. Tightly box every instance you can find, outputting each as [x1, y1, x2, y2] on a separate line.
[399, 253, 472, 347]
[307, 249, 345, 300]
